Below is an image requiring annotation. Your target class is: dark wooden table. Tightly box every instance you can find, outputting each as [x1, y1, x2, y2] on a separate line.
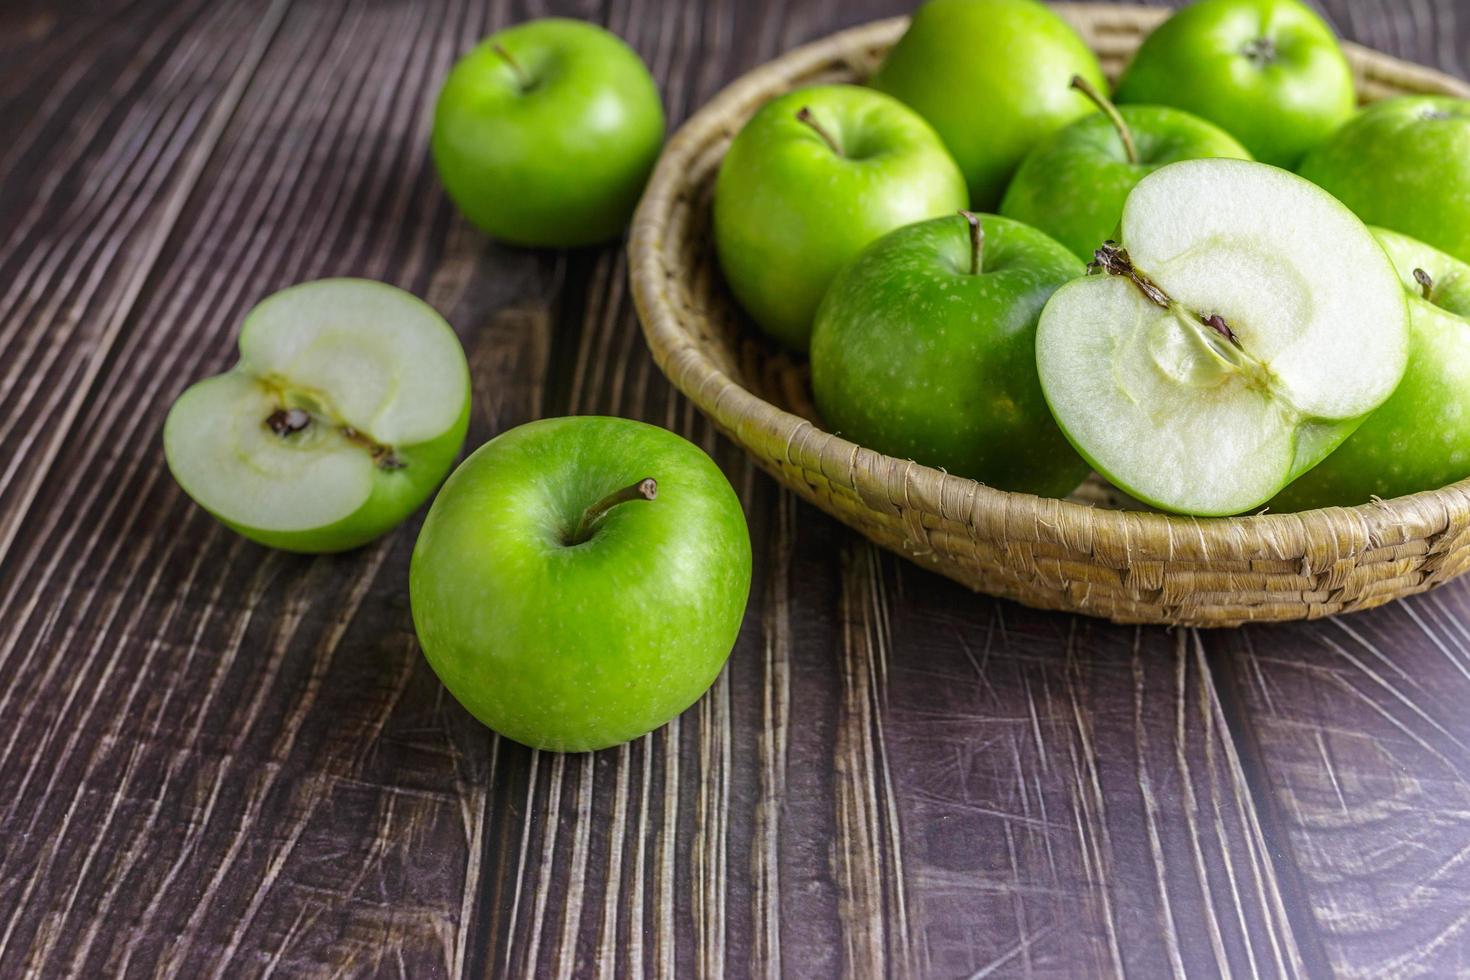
[2, 0, 1468, 976]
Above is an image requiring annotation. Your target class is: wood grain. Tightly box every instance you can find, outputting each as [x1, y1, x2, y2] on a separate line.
[0, 0, 1467, 977]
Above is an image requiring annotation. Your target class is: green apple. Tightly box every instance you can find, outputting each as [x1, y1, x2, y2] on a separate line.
[1298, 96, 1470, 266]
[1000, 76, 1252, 261]
[1272, 229, 1470, 510]
[164, 279, 471, 552]
[810, 212, 1088, 498]
[713, 84, 966, 351]
[409, 416, 752, 752]
[1036, 158, 1408, 516]
[870, 0, 1106, 208]
[431, 18, 664, 247]
[1113, 0, 1355, 168]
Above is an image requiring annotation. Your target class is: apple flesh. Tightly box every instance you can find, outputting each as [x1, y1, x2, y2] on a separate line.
[1113, 0, 1356, 168]
[871, 0, 1106, 208]
[164, 279, 470, 552]
[409, 416, 752, 753]
[811, 212, 1089, 498]
[1000, 78, 1252, 262]
[1298, 96, 1470, 266]
[713, 83, 967, 351]
[1272, 229, 1470, 510]
[1036, 158, 1409, 516]
[431, 18, 664, 247]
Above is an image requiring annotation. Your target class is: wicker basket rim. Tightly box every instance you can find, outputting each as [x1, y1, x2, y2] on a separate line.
[629, 5, 1470, 560]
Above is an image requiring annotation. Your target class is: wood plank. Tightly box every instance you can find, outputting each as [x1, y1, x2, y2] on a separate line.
[0, 0, 286, 565]
[0, 0, 559, 974]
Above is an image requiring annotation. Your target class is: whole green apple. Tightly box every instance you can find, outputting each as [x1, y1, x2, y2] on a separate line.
[713, 84, 966, 351]
[810, 212, 1089, 498]
[1298, 96, 1470, 266]
[1036, 158, 1408, 516]
[1000, 77, 1252, 261]
[1113, 0, 1355, 168]
[164, 279, 471, 552]
[1272, 229, 1470, 510]
[431, 18, 664, 247]
[410, 416, 752, 752]
[870, 0, 1106, 208]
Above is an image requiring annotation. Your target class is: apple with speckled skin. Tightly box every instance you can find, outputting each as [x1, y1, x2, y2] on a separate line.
[1273, 229, 1470, 509]
[713, 83, 967, 351]
[410, 416, 752, 753]
[810, 212, 1089, 498]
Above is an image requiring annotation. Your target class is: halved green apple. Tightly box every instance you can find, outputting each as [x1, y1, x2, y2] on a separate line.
[1036, 158, 1409, 516]
[164, 278, 471, 552]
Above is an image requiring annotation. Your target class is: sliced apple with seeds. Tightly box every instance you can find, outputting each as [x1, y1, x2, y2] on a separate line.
[1036, 158, 1409, 516]
[164, 278, 471, 552]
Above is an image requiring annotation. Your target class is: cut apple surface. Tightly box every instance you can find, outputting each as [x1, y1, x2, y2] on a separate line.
[1036, 158, 1409, 516]
[164, 278, 471, 552]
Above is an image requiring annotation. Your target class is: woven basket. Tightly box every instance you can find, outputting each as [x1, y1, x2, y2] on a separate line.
[629, 3, 1470, 627]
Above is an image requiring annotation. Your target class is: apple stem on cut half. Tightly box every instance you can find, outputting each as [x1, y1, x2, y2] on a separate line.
[568, 477, 658, 544]
[1070, 74, 1137, 165]
[795, 107, 843, 156]
[1414, 267, 1436, 302]
[959, 210, 984, 275]
[491, 42, 533, 91]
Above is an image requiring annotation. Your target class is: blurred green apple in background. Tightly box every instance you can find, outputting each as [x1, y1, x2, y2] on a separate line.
[871, 0, 1105, 208]
[431, 18, 664, 246]
[1114, 0, 1355, 168]
[1298, 96, 1470, 266]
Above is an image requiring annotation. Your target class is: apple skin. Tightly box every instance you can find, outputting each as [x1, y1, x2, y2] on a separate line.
[409, 416, 752, 753]
[810, 213, 1089, 498]
[1113, 0, 1355, 168]
[431, 18, 664, 247]
[713, 84, 967, 351]
[870, 0, 1105, 208]
[1298, 96, 1470, 266]
[1000, 104, 1251, 262]
[1272, 229, 1470, 510]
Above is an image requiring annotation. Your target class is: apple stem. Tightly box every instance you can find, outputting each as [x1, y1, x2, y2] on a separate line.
[570, 477, 658, 544]
[1070, 74, 1137, 165]
[1414, 267, 1435, 301]
[960, 210, 984, 275]
[1241, 36, 1277, 66]
[795, 107, 842, 156]
[492, 42, 532, 90]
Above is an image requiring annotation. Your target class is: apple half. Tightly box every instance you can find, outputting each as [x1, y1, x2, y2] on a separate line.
[164, 278, 471, 552]
[1036, 158, 1409, 516]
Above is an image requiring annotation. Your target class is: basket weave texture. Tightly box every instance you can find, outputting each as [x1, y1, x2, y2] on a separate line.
[629, 3, 1470, 627]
